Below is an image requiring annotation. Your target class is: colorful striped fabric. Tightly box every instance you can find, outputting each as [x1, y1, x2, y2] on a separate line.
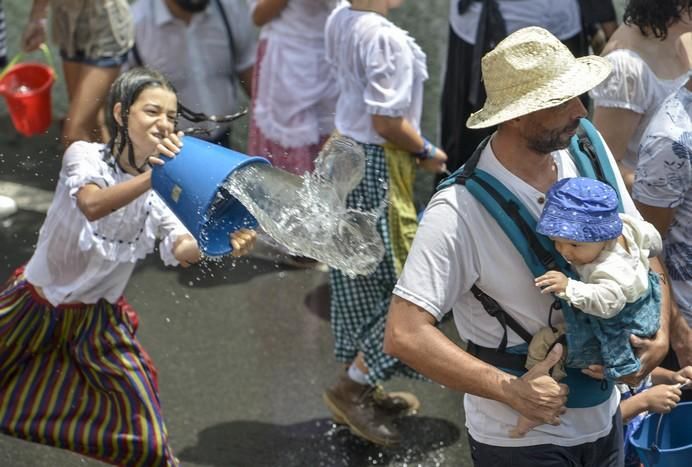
[0, 268, 178, 466]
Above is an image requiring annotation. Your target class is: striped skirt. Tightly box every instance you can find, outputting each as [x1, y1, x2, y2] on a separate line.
[0, 268, 177, 466]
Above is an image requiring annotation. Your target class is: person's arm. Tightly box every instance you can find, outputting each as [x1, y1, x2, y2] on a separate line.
[21, 0, 50, 52]
[170, 229, 256, 267]
[592, 107, 642, 190]
[251, 0, 288, 26]
[76, 173, 154, 222]
[75, 136, 181, 221]
[371, 115, 447, 174]
[384, 295, 569, 426]
[635, 202, 676, 239]
[620, 383, 682, 423]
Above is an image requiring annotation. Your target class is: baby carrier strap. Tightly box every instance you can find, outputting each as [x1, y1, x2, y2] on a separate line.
[569, 118, 624, 212]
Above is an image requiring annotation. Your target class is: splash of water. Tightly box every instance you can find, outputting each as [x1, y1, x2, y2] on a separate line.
[222, 136, 385, 277]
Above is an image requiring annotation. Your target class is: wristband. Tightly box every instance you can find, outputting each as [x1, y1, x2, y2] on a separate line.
[414, 138, 436, 160]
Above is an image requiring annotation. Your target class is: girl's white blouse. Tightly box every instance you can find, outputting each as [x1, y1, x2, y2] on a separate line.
[25, 142, 190, 306]
[248, 0, 344, 148]
[325, 5, 428, 145]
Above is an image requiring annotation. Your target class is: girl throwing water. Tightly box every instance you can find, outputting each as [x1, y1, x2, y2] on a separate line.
[0, 67, 255, 466]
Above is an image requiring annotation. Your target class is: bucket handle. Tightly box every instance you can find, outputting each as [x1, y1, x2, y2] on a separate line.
[0, 43, 55, 82]
[650, 381, 690, 452]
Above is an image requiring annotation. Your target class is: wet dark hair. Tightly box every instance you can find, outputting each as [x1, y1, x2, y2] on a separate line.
[623, 0, 692, 39]
[105, 67, 178, 173]
[106, 67, 248, 173]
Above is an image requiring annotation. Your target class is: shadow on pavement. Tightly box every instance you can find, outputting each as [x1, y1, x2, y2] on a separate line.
[304, 282, 330, 322]
[178, 416, 461, 467]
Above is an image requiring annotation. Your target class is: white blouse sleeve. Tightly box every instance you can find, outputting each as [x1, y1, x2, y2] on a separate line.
[61, 142, 113, 201]
[362, 27, 414, 118]
[563, 273, 628, 319]
[149, 194, 193, 266]
[590, 50, 651, 114]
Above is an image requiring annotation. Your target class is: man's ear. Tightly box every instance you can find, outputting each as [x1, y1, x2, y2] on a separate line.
[113, 102, 123, 126]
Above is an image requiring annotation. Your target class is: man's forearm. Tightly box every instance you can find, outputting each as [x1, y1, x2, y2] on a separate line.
[384, 296, 517, 404]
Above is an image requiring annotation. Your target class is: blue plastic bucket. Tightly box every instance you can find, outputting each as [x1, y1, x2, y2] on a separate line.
[630, 401, 692, 466]
[151, 136, 269, 256]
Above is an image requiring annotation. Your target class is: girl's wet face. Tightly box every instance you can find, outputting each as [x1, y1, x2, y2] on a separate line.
[118, 86, 178, 168]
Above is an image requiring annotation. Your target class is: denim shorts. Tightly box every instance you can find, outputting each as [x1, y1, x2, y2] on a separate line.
[60, 49, 128, 68]
[51, 0, 133, 65]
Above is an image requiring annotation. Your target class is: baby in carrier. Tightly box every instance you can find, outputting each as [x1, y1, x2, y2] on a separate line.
[512, 177, 662, 438]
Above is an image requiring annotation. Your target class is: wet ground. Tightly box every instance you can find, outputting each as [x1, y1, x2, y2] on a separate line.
[0, 116, 471, 466]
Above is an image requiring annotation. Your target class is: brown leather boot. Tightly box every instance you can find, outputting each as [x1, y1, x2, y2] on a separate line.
[372, 384, 420, 416]
[323, 374, 402, 447]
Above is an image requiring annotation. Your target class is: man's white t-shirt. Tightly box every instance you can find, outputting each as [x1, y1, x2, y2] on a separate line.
[394, 137, 639, 447]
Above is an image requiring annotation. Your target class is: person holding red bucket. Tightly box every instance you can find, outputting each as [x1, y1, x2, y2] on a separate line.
[20, 0, 133, 146]
[0, 68, 256, 466]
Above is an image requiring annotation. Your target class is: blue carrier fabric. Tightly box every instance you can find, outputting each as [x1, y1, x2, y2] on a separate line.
[438, 118, 625, 408]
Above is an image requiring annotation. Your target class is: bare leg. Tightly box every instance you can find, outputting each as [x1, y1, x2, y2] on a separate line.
[61, 61, 119, 147]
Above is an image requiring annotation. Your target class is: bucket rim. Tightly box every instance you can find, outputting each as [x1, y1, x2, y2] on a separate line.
[630, 401, 692, 452]
[0, 63, 55, 98]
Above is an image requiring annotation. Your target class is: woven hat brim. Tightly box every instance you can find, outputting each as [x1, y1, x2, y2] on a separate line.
[467, 56, 612, 129]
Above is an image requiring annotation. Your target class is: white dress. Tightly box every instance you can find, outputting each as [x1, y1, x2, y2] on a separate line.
[248, 0, 343, 148]
[590, 49, 688, 170]
[24, 142, 190, 306]
[325, 4, 428, 145]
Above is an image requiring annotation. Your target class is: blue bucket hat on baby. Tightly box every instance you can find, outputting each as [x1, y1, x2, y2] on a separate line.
[536, 177, 622, 242]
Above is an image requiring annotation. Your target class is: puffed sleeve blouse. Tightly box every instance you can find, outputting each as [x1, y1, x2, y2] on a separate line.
[24, 142, 191, 306]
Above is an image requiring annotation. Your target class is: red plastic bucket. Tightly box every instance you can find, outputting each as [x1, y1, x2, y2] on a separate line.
[0, 45, 55, 137]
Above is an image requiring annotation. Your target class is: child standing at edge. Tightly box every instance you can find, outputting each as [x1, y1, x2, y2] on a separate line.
[322, 0, 448, 447]
[512, 176, 663, 437]
[0, 68, 255, 466]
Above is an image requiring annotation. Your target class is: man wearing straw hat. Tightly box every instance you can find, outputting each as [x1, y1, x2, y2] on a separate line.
[384, 26, 677, 465]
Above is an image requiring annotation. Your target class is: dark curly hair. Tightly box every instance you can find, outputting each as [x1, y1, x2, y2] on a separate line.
[624, 0, 692, 39]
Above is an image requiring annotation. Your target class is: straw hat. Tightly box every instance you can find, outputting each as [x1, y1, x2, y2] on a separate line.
[467, 27, 612, 129]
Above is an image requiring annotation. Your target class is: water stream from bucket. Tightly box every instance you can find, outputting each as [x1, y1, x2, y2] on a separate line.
[216, 136, 385, 277]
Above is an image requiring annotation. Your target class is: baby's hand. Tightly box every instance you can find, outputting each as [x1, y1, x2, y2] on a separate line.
[230, 229, 257, 257]
[535, 271, 568, 295]
[151, 131, 184, 165]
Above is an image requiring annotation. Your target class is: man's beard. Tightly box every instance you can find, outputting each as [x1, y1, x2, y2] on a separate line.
[173, 0, 210, 13]
[525, 119, 580, 154]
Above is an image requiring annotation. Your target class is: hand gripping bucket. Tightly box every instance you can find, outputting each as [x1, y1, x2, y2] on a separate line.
[629, 401, 692, 466]
[151, 136, 270, 257]
[0, 44, 55, 136]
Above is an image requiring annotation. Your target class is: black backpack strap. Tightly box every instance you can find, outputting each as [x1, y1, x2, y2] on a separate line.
[130, 41, 144, 67]
[470, 285, 534, 349]
[214, 0, 238, 89]
[466, 340, 526, 372]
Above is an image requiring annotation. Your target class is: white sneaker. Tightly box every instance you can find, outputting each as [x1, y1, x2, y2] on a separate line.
[0, 195, 18, 219]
